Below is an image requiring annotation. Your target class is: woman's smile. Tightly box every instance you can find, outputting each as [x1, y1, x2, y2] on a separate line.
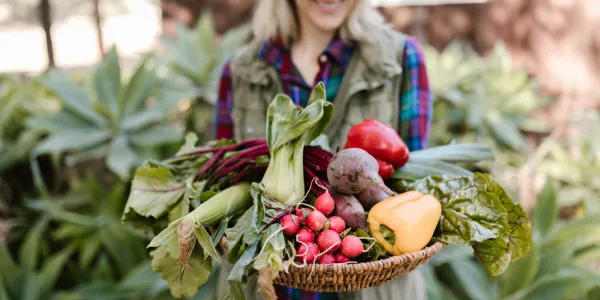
[313, 0, 345, 14]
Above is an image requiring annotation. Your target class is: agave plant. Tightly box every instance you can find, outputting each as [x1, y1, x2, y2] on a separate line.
[24, 174, 148, 279]
[158, 13, 251, 141]
[27, 47, 184, 181]
[537, 111, 600, 215]
[0, 217, 73, 300]
[0, 75, 60, 172]
[425, 41, 553, 166]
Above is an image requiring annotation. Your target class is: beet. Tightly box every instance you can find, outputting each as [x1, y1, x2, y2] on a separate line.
[327, 148, 395, 196]
[331, 191, 368, 232]
[357, 186, 390, 210]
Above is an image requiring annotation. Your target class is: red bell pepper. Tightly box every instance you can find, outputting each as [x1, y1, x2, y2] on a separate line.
[375, 158, 395, 179]
[344, 119, 410, 179]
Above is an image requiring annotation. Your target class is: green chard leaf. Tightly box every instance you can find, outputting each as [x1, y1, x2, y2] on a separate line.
[253, 224, 288, 279]
[122, 160, 191, 233]
[150, 245, 212, 298]
[407, 173, 532, 277]
[409, 175, 509, 245]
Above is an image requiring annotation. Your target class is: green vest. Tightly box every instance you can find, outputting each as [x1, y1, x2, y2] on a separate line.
[228, 25, 407, 150]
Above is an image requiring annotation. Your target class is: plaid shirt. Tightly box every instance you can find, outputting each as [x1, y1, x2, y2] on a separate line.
[214, 36, 432, 300]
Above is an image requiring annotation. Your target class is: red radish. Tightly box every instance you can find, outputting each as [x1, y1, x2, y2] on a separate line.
[314, 190, 335, 215]
[307, 210, 326, 231]
[335, 252, 350, 263]
[297, 242, 320, 263]
[296, 228, 315, 244]
[295, 208, 311, 224]
[318, 253, 336, 265]
[280, 215, 300, 236]
[317, 230, 341, 253]
[328, 216, 346, 234]
[341, 235, 365, 258]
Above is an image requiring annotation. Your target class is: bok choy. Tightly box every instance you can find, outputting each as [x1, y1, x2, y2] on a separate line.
[261, 83, 334, 205]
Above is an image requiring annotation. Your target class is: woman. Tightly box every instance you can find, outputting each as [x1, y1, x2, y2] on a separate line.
[214, 0, 432, 299]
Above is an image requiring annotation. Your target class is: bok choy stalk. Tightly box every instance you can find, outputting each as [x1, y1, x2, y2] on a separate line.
[261, 82, 334, 205]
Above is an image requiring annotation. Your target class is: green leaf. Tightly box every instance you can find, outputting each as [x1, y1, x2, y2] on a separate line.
[39, 71, 105, 127]
[482, 174, 532, 261]
[106, 135, 139, 180]
[119, 55, 156, 115]
[226, 206, 254, 263]
[0, 245, 20, 296]
[151, 245, 212, 298]
[228, 240, 259, 300]
[533, 179, 558, 240]
[439, 258, 495, 300]
[409, 175, 509, 245]
[26, 112, 98, 133]
[94, 47, 121, 114]
[176, 133, 199, 156]
[504, 266, 600, 300]
[129, 125, 182, 148]
[122, 161, 188, 231]
[500, 247, 540, 297]
[429, 245, 474, 266]
[408, 143, 495, 163]
[195, 225, 220, 261]
[393, 159, 474, 181]
[79, 234, 102, 269]
[121, 109, 164, 132]
[472, 237, 511, 277]
[19, 217, 49, 272]
[32, 129, 110, 156]
[36, 249, 72, 298]
[484, 110, 531, 152]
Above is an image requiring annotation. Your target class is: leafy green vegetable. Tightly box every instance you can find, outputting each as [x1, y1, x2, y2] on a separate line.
[227, 240, 260, 300]
[150, 245, 212, 298]
[407, 173, 532, 277]
[253, 224, 288, 280]
[261, 83, 333, 205]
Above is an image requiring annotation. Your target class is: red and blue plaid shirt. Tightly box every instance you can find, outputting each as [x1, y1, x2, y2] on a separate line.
[214, 35, 432, 300]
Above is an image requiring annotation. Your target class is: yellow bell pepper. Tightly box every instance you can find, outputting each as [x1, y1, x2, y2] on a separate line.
[367, 191, 441, 256]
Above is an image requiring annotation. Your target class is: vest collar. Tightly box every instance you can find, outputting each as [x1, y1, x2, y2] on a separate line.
[230, 25, 404, 90]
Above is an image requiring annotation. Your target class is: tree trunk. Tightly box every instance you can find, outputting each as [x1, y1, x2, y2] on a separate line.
[93, 0, 104, 55]
[40, 0, 54, 67]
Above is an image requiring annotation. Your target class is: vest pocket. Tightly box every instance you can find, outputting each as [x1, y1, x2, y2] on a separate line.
[231, 99, 267, 141]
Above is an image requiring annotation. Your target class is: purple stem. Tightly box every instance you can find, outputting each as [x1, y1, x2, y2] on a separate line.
[193, 148, 226, 180]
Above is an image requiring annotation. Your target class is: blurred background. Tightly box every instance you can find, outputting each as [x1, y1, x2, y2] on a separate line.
[0, 0, 599, 299]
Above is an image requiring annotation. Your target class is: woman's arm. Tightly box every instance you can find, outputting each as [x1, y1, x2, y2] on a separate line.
[398, 36, 433, 151]
[214, 59, 235, 140]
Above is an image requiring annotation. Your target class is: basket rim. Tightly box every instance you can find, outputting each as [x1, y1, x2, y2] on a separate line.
[282, 241, 447, 272]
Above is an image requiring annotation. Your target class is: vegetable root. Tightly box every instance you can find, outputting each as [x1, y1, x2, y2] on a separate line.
[327, 148, 396, 196]
[331, 191, 368, 232]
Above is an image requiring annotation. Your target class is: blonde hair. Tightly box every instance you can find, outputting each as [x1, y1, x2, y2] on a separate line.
[251, 0, 386, 45]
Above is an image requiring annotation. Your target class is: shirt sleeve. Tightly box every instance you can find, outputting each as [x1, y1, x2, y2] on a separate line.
[214, 58, 235, 140]
[398, 36, 433, 151]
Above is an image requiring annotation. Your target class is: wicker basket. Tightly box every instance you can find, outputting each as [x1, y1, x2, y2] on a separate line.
[271, 241, 447, 292]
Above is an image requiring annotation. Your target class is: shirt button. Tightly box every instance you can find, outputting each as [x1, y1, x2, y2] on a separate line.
[246, 126, 254, 134]
[319, 55, 328, 63]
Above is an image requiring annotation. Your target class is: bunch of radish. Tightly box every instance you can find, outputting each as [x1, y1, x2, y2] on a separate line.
[279, 187, 371, 265]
